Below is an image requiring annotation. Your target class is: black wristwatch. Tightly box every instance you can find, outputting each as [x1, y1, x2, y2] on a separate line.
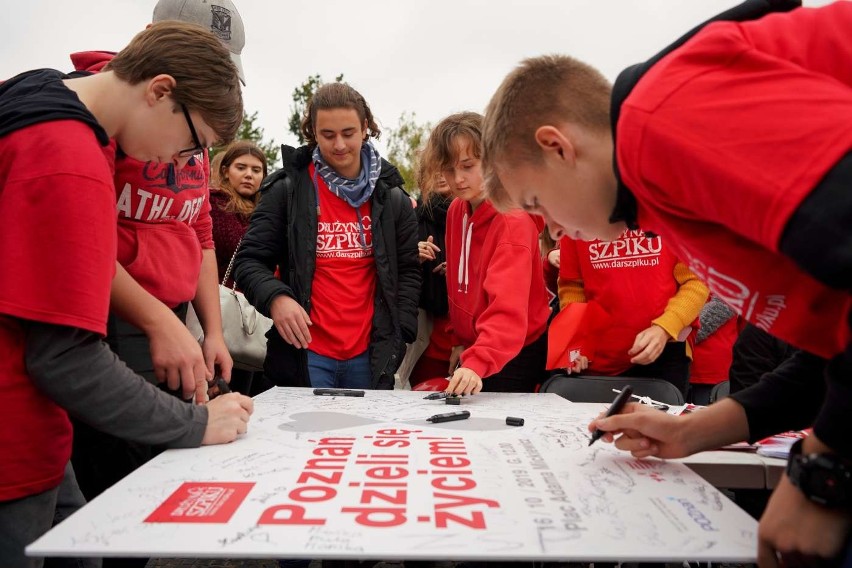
[786, 438, 852, 509]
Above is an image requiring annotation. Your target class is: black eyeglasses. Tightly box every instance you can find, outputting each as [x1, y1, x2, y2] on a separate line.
[178, 104, 205, 158]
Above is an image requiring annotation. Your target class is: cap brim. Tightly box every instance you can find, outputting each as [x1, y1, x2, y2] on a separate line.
[231, 52, 246, 86]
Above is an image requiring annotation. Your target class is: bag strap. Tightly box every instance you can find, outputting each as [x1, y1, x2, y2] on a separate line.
[222, 237, 243, 289]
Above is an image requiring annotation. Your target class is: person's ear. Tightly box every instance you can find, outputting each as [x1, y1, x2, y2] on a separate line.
[146, 74, 178, 106]
[534, 125, 576, 165]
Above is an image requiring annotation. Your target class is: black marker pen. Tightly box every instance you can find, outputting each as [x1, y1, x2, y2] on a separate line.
[427, 410, 470, 423]
[313, 388, 365, 397]
[423, 391, 449, 400]
[588, 386, 633, 446]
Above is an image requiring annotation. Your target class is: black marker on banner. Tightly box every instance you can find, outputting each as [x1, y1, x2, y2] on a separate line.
[588, 386, 633, 446]
[313, 388, 365, 397]
[427, 410, 470, 423]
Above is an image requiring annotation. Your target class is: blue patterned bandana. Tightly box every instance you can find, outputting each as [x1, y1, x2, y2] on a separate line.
[312, 141, 381, 208]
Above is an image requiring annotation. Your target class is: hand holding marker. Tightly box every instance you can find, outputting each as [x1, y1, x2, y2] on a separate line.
[588, 386, 633, 446]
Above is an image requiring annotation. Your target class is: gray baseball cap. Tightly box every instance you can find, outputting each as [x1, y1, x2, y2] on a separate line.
[153, 0, 246, 85]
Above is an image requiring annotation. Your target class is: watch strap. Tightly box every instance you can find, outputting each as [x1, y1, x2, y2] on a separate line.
[786, 438, 852, 510]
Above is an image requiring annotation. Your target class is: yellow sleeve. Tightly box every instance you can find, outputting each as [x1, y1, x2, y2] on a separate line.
[651, 262, 709, 340]
[557, 276, 586, 311]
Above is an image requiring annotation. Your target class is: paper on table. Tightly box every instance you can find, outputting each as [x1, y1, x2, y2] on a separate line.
[754, 430, 810, 459]
[719, 441, 759, 451]
[611, 388, 703, 416]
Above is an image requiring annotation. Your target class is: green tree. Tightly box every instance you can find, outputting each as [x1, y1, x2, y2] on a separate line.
[210, 110, 279, 168]
[386, 111, 431, 194]
[288, 73, 345, 145]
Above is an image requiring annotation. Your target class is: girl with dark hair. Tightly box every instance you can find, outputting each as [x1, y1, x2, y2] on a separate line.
[208, 140, 269, 396]
[234, 82, 420, 390]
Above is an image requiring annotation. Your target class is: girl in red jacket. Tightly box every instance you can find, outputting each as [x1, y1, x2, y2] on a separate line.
[420, 112, 551, 395]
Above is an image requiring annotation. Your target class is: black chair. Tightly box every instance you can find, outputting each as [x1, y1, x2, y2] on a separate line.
[540, 374, 685, 407]
[709, 380, 730, 403]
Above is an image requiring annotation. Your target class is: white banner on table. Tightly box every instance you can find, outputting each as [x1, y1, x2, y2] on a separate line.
[29, 388, 757, 563]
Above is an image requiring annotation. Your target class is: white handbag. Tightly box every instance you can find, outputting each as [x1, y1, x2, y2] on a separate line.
[186, 240, 273, 372]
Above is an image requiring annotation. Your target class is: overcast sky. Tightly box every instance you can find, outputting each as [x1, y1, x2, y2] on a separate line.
[1, 0, 834, 163]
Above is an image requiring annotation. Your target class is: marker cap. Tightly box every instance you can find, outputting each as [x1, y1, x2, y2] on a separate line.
[506, 416, 524, 426]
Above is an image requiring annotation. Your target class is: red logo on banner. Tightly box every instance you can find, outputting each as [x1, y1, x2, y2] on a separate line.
[145, 482, 254, 523]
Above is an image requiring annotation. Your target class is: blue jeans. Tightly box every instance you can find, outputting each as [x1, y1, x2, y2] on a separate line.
[307, 350, 372, 389]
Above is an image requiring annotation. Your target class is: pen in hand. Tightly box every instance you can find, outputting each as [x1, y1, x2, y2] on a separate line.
[588, 386, 633, 446]
[206, 375, 231, 400]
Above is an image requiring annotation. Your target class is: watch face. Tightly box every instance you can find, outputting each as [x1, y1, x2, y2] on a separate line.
[798, 454, 852, 507]
[808, 469, 841, 503]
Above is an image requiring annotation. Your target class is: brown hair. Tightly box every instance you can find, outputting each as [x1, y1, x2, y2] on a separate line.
[209, 151, 225, 188]
[107, 21, 243, 145]
[482, 54, 611, 210]
[213, 140, 268, 216]
[300, 82, 381, 147]
[419, 111, 483, 204]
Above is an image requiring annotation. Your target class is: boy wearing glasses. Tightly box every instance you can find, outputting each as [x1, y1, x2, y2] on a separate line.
[0, 22, 253, 567]
[68, 0, 249, 508]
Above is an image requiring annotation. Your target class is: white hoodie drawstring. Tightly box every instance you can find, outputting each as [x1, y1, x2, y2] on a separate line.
[457, 213, 473, 294]
[458, 213, 467, 293]
[464, 221, 473, 294]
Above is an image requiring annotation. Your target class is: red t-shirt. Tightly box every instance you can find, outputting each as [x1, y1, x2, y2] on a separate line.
[559, 230, 683, 375]
[691, 317, 740, 386]
[308, 165, 376, 360]
[617, 5, 852, 359]
[114, 152, 212, 307]
[0, 121, 116, 500]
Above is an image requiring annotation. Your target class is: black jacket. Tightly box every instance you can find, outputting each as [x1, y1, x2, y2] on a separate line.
[234, 145, 421, 389]
[416, 194, 451, 317]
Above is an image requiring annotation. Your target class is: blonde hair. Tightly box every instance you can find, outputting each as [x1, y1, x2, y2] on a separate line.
[482, 54, 611, 210]
[213, 140, 268, 217]
[419, 111, 483, 204]
[107, 21, 243, 145]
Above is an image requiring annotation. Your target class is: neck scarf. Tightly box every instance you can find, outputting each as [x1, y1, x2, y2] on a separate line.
[312, 141, 381, 208]
[311, 141, 382, 249]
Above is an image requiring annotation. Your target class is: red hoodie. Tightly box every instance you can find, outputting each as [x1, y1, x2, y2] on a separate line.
[71, 51, 214, 307]
[615, 9, 851, 359]
[445, 199, 550, 379]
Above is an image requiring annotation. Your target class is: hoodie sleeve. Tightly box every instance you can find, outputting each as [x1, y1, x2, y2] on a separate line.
[462, 219, 540, 379]
[234, 173, 296, 316]
[23, 320, 207, 448]
[392, 189, 421, 342]
[652, 262, 709, 341]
